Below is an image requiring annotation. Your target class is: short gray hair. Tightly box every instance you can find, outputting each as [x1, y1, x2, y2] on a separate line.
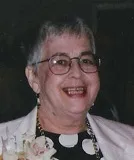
[27, 16, 96, 70]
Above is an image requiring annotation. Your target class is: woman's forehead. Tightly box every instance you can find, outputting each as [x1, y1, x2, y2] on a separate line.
[42, 34, 91, 58]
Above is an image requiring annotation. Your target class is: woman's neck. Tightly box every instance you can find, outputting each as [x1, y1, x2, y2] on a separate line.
[37, 107, 87, 134]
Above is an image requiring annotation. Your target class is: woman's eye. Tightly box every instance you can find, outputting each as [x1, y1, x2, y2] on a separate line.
[57, 60, 68, 66]
[82, 59, 94, 65]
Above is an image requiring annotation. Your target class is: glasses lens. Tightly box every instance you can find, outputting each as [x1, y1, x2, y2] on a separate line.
[49, 55, 70, 74]
[80, 54, 99, 73]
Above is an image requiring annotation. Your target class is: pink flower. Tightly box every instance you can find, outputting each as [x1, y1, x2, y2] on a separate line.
[30, 137, 48, 156]
[25, 136, 58, 160]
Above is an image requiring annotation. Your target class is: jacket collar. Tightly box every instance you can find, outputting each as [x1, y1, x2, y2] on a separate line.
[11, 107, 37, 137]
[87, 113, 123, 159]
[87, 113, 134, 160]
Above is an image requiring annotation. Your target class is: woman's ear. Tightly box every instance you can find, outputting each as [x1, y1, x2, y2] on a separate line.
[25, 66, 40, 94]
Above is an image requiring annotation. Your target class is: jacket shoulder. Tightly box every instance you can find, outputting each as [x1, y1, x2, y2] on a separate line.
[89, 115, 134, 159]
[0, 117, 25, 137]
[0, 107, 37, 138]
[91, 115, 134, 138]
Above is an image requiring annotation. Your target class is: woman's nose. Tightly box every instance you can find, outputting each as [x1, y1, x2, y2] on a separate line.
[68, 60, 82, 78]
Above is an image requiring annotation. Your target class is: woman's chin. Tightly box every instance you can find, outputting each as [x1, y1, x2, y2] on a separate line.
[66, 102, 89, 115]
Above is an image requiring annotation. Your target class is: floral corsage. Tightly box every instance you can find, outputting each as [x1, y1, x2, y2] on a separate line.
[0, 132, 58, 160]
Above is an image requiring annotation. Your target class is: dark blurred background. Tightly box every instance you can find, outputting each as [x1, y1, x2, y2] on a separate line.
[0, 0, 134, 125]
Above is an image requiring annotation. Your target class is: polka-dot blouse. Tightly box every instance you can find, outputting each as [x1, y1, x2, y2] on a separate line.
[36, 126, 104, 160]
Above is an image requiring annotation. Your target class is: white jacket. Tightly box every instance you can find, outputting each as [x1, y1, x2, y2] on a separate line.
[0, 107, 134, 160]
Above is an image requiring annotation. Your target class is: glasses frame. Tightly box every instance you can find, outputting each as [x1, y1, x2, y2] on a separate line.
[32, 53, 101, 75]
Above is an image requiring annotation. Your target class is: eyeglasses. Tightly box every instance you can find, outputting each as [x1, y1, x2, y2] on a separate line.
[32, 52, 101, 75]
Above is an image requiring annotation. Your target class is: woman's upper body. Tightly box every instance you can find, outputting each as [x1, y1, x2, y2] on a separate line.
[0, 107, 134, 160]
[0, 15, 134, 159]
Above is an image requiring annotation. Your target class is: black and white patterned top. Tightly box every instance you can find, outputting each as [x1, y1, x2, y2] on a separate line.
[36, 126, 104, 160]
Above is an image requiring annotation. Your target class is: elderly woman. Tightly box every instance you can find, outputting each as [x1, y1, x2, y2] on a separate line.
[0, 15, 134, 160]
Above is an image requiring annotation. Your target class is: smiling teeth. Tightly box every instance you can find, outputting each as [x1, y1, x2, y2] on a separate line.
[68, 90, 83, 95]
[67, 87, 84, 91]
[63, 87, 86, 95]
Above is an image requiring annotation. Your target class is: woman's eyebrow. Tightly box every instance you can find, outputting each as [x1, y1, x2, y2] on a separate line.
[81, 50, 93, 56]
[52, 52, 67, 56]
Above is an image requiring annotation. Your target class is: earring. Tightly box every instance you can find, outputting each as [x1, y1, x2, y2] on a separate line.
[90, 103, 94, 110]
[36, 93, 40, 108]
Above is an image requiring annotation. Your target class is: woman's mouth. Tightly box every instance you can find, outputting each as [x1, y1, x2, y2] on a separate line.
[63, 87, 87, 97]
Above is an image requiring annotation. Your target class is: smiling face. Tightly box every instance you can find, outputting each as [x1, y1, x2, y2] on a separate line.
[27, 33, 100, 118]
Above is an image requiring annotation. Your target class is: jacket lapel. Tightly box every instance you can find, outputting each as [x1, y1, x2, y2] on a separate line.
[87, 114, 125, 160]
[12, 107, 37, 137]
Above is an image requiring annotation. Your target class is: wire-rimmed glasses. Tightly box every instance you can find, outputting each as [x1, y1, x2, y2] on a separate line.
[32, 52, 101, 75]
